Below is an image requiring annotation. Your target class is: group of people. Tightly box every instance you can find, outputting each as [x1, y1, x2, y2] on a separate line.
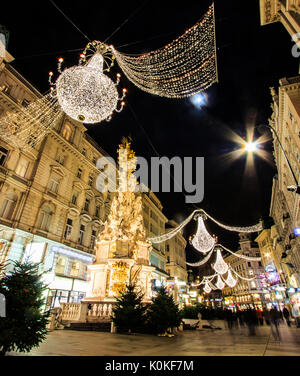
[223, 306, 292, 339]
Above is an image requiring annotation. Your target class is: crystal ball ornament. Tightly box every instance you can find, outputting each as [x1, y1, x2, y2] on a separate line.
[56, 53, 119, 123]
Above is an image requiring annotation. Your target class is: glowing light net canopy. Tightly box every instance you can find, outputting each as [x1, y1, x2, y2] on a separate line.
[111, 4, 217, 98]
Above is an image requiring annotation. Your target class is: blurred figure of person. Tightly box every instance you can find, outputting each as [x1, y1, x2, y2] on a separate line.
[197, 311, 202, 329]
[236, 308, 244, 327]
[291, 304, 300, 328]
[263, 308, 270, 326]
[269, 306, 281, 341]
[245, 308, 257, 336]
[225, 309, 233, 331]
[282, 307, 291, 327]
[232, 310, 238, 329]
[257, 308, 264, 326]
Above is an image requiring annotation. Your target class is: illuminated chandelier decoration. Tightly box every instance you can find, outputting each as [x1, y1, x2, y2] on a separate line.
[190, 213, 216, 254]
[215, 274, 225, 290]
[223, 269, 237, 288]
[203, 280, 212, 294]
[0, 91, 63, 150]
[51, 42, 127, 123]
[212, 248, 229, 275]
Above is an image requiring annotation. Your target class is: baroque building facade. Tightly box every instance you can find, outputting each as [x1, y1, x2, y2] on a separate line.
[0, 50, 187, 307]
[222, 234, 266, 310]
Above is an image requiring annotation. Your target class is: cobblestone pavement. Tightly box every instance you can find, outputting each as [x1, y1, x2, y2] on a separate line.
[7, 323, 300, 356]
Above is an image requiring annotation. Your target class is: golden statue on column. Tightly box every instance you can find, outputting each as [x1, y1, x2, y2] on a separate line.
[84, 137, 154, 302]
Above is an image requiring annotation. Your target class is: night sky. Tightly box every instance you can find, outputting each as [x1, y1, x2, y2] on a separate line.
[1, 1, 299, 263]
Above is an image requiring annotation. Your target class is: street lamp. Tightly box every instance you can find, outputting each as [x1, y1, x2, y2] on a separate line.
[243, 124, 300, 194]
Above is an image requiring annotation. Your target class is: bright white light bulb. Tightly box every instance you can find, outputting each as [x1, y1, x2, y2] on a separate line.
[244, 142, 258, 153]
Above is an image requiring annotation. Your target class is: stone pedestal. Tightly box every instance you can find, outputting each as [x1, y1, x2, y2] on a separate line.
[83, 240, 154, 303]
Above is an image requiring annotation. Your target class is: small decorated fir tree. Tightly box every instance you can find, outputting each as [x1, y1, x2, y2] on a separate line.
[146, 287, 182, 336]
[111, 283, 147, 334]
[0, 261, 50, 356]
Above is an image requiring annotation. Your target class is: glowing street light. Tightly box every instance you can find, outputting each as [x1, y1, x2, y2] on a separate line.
[243, 141, 258, 153]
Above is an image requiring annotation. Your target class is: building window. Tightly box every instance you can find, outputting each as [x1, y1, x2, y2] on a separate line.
[71, 190, 79, 205]
[21, 99, 30, 107]
[56, 152, 65, 165]
[92, 156, 97, 165]
[0, 193, 17, 219]
[64, 218, 73, 240]
[84, 198, 90, 212]
[0, 147, 8, 166]
[88, 175, 93, 187]
[62, 123, 72, 141]
[70, 261, 80, 277]
[90, 230, 97, 249]
[55, 256, 66, 275]
[78, 224, 85, 245]
[1, 83, 12, 94]
[82, 148, 86, 156]
[77, 168, 82, 179]
[15, 158, 29, 178]
[95, 205, 100, 217]
[38, 205, 52, 232]
[48, 175, 60, 194]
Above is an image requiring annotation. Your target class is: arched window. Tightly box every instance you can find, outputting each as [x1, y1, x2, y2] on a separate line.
[38, 205, 53, 232]
[62, 123, 72, 141]
[0, 193, 17, 220]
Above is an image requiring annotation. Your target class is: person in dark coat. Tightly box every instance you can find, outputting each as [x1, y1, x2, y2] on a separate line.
[283, 307, 291, 327]
[270, 306, 281, 340]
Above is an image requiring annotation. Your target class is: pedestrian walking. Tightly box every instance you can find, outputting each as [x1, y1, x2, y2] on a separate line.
[263, 308, 270, 325]
[269, 306, 281, 341]
[283, 307, 291, 327]
[244, 308, 256, 336]
[257, 308, 264, 326]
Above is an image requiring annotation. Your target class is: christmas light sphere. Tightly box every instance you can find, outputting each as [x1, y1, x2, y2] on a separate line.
[56, 53, 119, 123]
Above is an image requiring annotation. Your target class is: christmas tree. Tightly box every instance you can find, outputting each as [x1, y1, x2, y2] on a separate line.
[0, 261, 50, 356]
[111, 283, 147, 334]
[146, 287, 182, 336]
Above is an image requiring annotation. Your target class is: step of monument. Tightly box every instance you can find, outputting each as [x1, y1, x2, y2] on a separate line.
[64, 322, 111, 332]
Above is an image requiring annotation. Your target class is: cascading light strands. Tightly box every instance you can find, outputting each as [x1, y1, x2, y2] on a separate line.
[212, 248, 229, 275]
[111, 3, 217, 98]
[0, 91, 63, 150]
[190, 215, 216, 254]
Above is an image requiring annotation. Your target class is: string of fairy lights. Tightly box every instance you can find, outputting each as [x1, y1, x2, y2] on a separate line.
[0, 3, 218, 151]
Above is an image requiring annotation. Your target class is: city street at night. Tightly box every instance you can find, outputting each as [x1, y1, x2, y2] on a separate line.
[7, 324, 300, 357]
[2, 0, 300, 365]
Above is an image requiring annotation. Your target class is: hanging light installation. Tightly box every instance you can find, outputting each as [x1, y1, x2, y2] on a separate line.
[50, 3, 216, 125]
[190, 213, 216, 253]
[52, 42, 127, 123]
[0, 91, 63, 150]
[223, 269, 237, 288]
[111, 3, 217, 98]
[215, 274, 225, 290]
[212, 248, 229, 275]
[203, 280, 212, 294]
